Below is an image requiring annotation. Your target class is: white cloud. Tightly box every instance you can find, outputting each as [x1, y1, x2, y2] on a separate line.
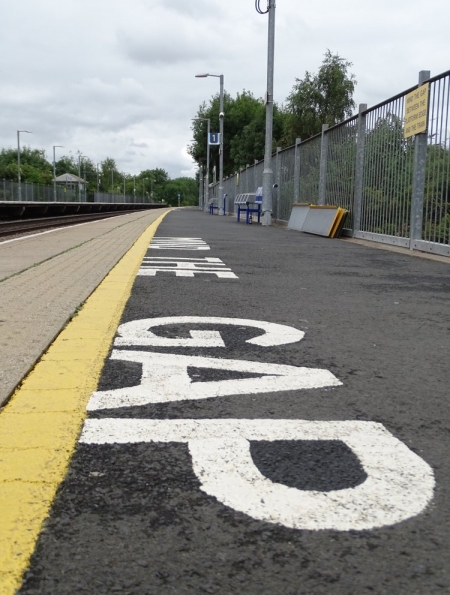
[0, 0, 448, 178]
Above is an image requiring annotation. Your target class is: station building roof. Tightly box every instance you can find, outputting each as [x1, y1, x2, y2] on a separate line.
[54, 173, 87, 184]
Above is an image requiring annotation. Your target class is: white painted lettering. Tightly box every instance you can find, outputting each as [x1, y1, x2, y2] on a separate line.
[114, 317, 305, 348]
[80, 418, 435, 531]
[138, 268, 238, 278]
[87, 350, 341, 410]
[150, 237, 210, 251]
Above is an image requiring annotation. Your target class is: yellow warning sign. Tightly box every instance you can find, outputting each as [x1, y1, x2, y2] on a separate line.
[404, 83, 429, 138]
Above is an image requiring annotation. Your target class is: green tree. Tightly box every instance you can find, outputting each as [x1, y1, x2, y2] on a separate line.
[55, 155, 79, 177]
[283, 50, 356, 145]
[0, 147, 53, 184]
[99, 158, 119, 193]
[188, 90, 285, 179]
[136, 168, 170, 201]
[159, 177, 198, 206]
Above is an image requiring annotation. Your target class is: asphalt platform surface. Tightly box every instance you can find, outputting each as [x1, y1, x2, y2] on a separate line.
[19, 209, 450, 595]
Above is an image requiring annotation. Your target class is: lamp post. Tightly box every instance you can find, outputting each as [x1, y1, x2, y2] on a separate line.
[133, 176, 136, 203]
[192, 117, 210, 211]
[259, 0, 276, 226]
[77, 152, 84, 202]
[52, 145, 64, 202]
[143, 177, 148, 202]
[17, 130, 32, 201]
[195, 73, 224, 215]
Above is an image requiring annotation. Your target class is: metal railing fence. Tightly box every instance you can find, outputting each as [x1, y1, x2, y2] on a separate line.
[325, 117, 358, 230]
[359, 96, 414, 243]
[298, 136, 321, 206]
[207, 68, 450, 257]
[275, 147, 295, 222]
[422, 74, 450, 247]
[0, 179, 155, 205]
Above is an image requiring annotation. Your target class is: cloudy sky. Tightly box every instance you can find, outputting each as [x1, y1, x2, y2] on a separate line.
[1, 0, 448, 179]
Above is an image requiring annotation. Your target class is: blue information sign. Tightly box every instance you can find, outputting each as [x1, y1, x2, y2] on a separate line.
[209, 133, 221, 146]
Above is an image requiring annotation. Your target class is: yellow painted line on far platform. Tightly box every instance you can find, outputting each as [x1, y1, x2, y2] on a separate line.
[0, 209, 170, 595]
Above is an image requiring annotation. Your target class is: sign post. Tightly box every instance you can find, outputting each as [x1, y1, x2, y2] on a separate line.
[408, 71, 431, 247]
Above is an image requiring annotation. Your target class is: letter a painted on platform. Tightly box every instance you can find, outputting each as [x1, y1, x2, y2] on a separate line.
[87, 350, 341, 410]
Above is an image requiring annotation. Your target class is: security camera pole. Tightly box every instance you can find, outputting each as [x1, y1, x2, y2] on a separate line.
[261, 0, 276, 226]
[218, 75, 224, 215]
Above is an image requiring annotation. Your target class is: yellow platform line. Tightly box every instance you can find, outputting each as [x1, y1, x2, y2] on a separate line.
[0, 210, 170, 595]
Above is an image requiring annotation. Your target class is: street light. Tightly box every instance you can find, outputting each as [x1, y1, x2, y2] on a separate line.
[257, 0, 276, 226]
[195, 73, 224, 215]
[143, 177, 148, 202]
[96, 164, 100, 195]
[17, 130, 32, 201]
[192, 117, 210, 211]
[53, 145, 64, 202]
[77, 151, 84, 202]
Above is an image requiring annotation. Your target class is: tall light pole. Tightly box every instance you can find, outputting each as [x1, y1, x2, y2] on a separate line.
[143, 177, 148, 201]
[133, 176, 136, 203]
[77, 152, 84, 202]
[53, 145, 64, 201]
[256, 0, 276, 226]
[192, 117, 210, 211]
[17, 130, 32, 201]
[195, 73, 224, 215]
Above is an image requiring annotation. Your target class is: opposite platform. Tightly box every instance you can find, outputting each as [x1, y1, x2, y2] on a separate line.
[0, 209, 169, 407]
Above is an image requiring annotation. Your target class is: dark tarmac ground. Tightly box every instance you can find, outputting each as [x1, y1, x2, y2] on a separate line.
[19, 209, 450, 595]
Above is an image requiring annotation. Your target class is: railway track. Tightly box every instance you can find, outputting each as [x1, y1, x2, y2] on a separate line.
[0, 211, 136, 240]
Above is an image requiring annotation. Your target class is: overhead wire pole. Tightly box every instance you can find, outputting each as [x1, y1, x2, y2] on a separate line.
[256, 0, 276, 226]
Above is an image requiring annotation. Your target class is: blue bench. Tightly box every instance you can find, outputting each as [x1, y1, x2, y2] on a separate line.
[235, 191, 263, 224]
[209, 195, 227, 215]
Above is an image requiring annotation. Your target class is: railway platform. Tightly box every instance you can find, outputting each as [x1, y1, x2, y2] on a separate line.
[0, 208, 449, 595]
[0, 209, 169, 407]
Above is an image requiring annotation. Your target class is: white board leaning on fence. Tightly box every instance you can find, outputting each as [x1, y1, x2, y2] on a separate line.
[287, 204, 310, 231]
[288, 204, 348, 238]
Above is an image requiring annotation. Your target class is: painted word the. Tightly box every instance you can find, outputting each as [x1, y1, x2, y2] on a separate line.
[150, 237, 210, 250]
[139, 257, 238, 279]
